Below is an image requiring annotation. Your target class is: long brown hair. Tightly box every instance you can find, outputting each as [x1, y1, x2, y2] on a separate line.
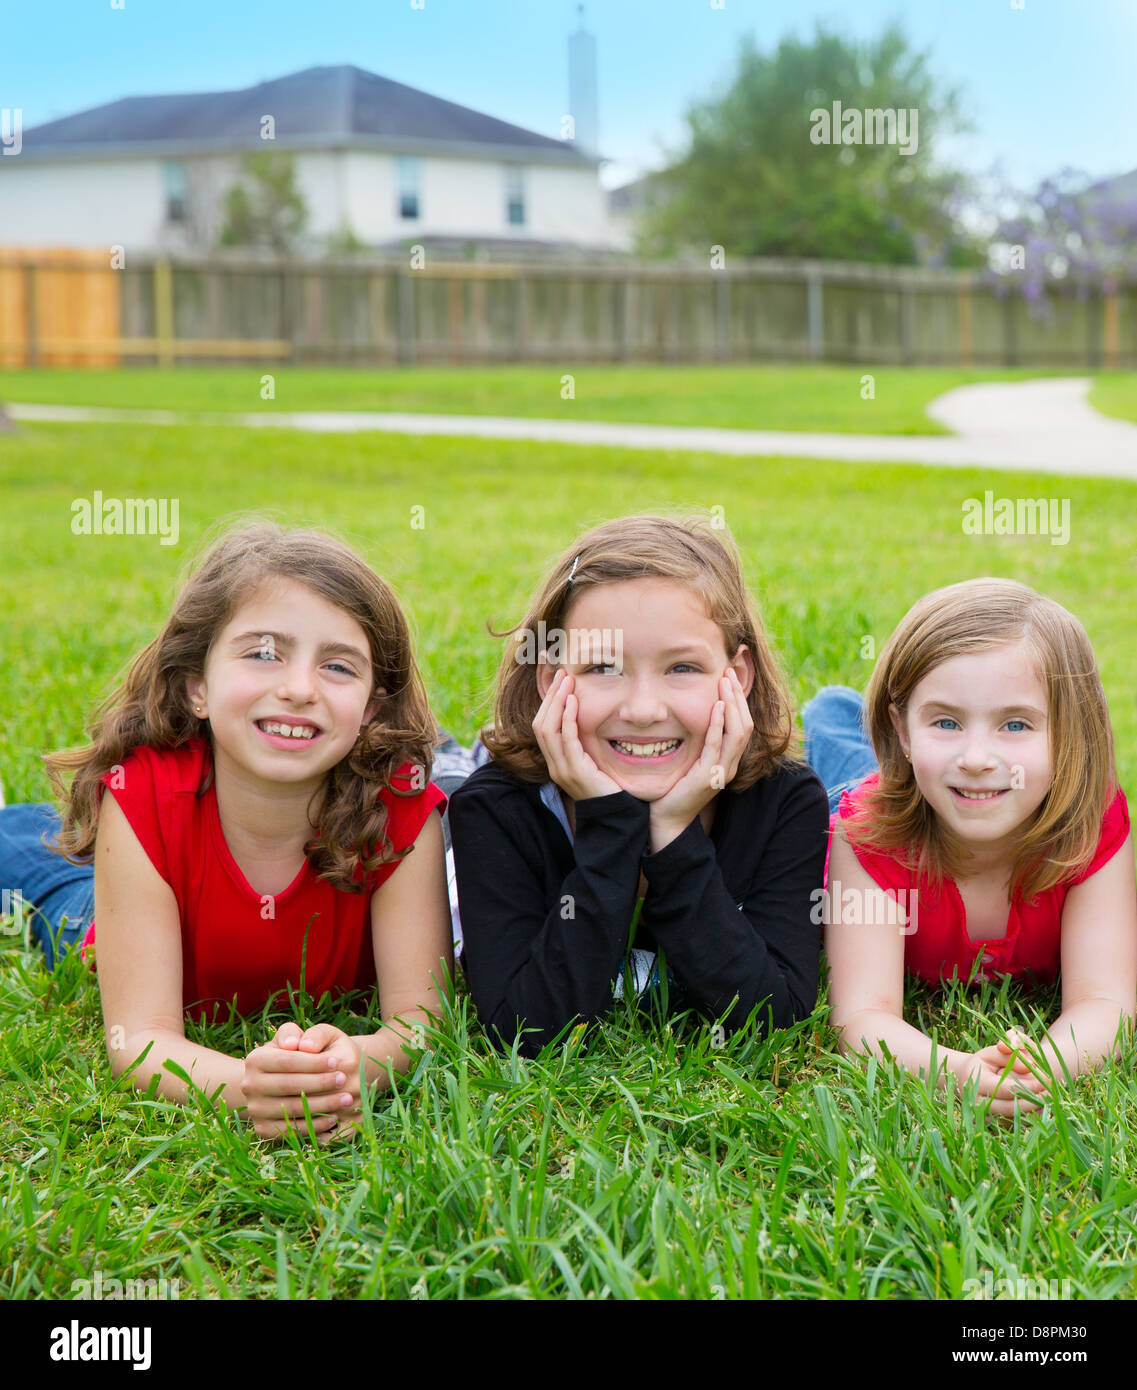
[845, 577, 1117, 901]
[482, 512, 798, 789]
[44, 519, 438, 892]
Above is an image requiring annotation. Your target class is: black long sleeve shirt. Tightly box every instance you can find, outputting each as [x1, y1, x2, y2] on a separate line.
[447, 757, 828, 1055]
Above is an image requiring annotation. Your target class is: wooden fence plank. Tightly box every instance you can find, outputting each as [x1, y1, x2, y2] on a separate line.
[1104, 290, 1120, 370]
[153, 261, 175, 369]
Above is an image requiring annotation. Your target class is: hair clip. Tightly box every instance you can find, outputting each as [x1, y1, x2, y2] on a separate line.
[568, 554, 581, 583]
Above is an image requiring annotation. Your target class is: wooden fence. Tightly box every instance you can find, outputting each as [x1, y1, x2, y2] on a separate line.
[0, 248, 123, 367]
[1, 248, 1134, 369]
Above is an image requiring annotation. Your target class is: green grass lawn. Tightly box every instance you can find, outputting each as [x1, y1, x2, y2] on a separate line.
[3, 400, 1136, 1301]
[0, 362, 1118, 435]
[1089, 373, 1137, 426]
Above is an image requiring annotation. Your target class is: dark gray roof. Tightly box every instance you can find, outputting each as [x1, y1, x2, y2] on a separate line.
[20, 65, 592, 164]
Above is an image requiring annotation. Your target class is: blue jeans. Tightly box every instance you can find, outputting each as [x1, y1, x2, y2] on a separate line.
[801, 686, 879, 815]
[0, 804, 95, 971]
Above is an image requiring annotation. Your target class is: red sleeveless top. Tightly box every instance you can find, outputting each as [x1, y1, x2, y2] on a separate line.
[832, 774, 1130, 986]
[82, 738, 445, 1019]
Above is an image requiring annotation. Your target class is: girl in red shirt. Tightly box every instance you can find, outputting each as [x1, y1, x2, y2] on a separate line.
[820, 578, 1135, 1117]
[15, 522, 452, 1145]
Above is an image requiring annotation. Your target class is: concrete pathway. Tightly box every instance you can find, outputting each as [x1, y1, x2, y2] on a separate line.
[9, 376, 1137, 480]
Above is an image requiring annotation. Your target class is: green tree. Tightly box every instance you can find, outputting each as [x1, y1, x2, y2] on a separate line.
[218, 151, 308, 254]
[637, 23, 984, 267]
[325, 223, 369, 256]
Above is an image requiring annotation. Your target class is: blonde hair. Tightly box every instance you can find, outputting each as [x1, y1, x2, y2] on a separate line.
[482, 512, 798, 789]
[845, 577, 1117, 901]
[45, 520, 438, 892]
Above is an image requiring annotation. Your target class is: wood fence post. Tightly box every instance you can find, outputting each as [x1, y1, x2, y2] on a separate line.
[957, 281, 973, 367]
[806, 268, 824, 361]
[24, 262, 38, 367]
[513, 277, 527, 362]
[153, 259, 175, 368]
[715, 273, 732, 361]
[368, 274, 387, 363]
[1003, 293, 1018, 367]
[1103, 288, 1120, 371]
[396, 269, 415, 365]
[1087, 288, 1102, 370]
[447, 276, 463, 363]
[900, 286, 915, 364]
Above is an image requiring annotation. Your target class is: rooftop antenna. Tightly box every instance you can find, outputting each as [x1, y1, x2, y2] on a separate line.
[567, 3, 598, 157]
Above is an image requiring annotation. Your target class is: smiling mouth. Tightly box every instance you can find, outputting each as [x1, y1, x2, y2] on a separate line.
[609, 738, 682, 760]
[951, 787, 1009, 802]
[256, 719, 323, 745]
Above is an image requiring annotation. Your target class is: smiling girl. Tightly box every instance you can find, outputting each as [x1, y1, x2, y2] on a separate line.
[821, 579, 1136, 1116]
[1, 522, 451, 1143]
[446, 514, 829, 1055]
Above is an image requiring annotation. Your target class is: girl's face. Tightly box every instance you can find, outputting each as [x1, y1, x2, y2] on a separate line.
[187, 578, 383, 792]
[891, 639, 1052, 862]
[536, 577, 754, 802]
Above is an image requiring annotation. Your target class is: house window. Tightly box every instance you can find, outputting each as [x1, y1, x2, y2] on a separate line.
[396, 156, 420, 219]
[505, 166, 526, 226]
[164, 161, 188, 223]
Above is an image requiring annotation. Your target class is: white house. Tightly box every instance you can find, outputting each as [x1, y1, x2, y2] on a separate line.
[0, 64, 619, 257]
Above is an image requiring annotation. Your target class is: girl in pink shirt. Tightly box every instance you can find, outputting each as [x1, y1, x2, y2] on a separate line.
[820, 578, 1135, 1116]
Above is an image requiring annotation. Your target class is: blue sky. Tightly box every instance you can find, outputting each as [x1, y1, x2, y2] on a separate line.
[4, 0, 1135, 194]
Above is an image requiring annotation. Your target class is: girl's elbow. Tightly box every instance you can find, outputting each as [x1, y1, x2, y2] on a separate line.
[828, 1007, 879, 1057]
[107, 1029, 146, 1081]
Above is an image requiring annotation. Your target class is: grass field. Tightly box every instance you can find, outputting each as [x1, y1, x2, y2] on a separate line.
[1088, 374, 1137, 426]
[2, 370, 1136, 1302]
[3, 362, 1125, 435]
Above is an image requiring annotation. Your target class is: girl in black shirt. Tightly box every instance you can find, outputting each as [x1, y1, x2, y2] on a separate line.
[447, 512, 828, 1055]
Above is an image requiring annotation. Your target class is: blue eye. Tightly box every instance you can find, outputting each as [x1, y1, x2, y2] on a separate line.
[326, 662, 356, 676]
[670, 663, 698, 674]
[933, 717, 959, 730]
[1005, 719, 1028, 733]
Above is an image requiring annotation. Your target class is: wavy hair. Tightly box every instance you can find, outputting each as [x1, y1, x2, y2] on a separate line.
[843, 577, 1117, 901]
[44, 520, 438, 892]
[481, 512, 798, 789]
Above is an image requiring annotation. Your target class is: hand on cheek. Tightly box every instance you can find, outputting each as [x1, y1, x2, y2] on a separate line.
[649, 668, 753, 832]
[533, 668, 621, 801]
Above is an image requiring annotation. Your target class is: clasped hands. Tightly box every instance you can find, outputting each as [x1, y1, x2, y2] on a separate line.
[956, 1027, 1053, 1117]
[241, 1021, 369, 1146]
